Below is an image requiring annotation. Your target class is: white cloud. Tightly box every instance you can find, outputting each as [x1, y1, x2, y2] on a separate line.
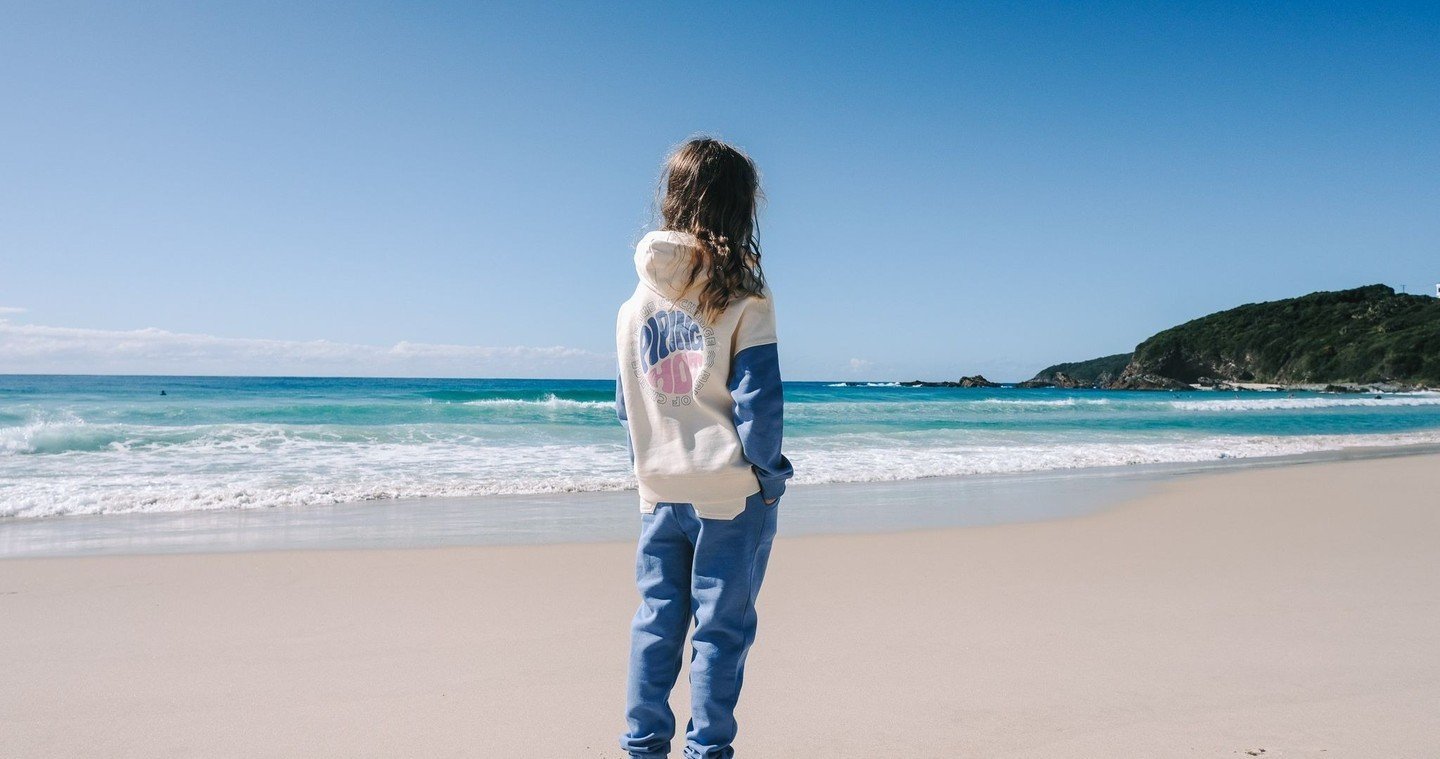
[847, 357, 874, 374]
[0, 321, 612, 378]
[0, 306, 26, 316]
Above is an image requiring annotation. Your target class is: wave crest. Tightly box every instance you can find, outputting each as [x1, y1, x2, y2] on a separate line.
[463, 394, 611, 410]
[1171, 394, 1440, 412]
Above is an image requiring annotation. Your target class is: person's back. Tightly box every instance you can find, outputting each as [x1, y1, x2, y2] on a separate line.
[616, 137, 793, 759]
[617, 230, 784, 519]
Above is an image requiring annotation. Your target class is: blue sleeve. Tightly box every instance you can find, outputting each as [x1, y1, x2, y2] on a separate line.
[616, 372, 633, 465]
[728, 342, 794, 502]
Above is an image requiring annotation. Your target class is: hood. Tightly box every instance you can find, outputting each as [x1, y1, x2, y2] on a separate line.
[634, 230, 704, 299]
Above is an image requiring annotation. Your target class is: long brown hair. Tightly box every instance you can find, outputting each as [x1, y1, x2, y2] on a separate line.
[659, 137, 767, 322]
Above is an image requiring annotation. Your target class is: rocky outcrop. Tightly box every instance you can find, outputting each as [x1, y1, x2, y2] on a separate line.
[1022, 354, 1132, 389]
[899, 375, 1000, 388]
[1106, 370, 1196, 391]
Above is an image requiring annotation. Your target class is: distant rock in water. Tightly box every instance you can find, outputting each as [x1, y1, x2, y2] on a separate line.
[899, 375, 1000, 388]
[1025, 284, 1440, 391]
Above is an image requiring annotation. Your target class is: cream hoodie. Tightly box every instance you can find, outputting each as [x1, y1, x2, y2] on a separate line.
[615, 230, 792, 519]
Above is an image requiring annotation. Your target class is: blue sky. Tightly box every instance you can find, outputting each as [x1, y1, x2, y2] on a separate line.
[2, 1, 1437, 380]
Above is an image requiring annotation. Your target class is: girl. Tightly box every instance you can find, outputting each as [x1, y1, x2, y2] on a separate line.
[615, 137, 793, 759]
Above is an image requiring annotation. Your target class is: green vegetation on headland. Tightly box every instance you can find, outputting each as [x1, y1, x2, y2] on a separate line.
[888, 285, 1439, 391]
[1017, 353, 1133, 389]
[1023, 285, 1440, 390]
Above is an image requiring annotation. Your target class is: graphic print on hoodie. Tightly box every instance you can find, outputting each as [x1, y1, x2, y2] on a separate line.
[616, 231, 794, 520]
[638, 302, 714, 401]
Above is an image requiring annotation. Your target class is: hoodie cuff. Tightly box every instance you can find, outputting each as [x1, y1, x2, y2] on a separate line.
[757, 470, 788, 503]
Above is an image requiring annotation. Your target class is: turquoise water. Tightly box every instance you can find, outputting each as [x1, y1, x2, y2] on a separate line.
[4, 374, 1440, 519]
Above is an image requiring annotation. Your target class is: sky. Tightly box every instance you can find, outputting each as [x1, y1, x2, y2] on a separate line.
[1, 1, 1437, 381]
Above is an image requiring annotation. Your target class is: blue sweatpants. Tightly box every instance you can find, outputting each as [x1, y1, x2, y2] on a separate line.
[621, 491, 779, 759]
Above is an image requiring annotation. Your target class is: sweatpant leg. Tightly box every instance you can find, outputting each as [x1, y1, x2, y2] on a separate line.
[622, 504, 696, 758]
[683, 493, 780, 759]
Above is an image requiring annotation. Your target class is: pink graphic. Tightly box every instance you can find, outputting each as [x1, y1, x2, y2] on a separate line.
[639, 307, 709, 396]
[646, 351, 706, 394]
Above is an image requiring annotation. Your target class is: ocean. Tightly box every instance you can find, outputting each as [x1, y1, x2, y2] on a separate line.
[5, 374, 1440, 521]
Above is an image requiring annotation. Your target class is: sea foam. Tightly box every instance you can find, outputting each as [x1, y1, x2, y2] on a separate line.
[6, 377, 1440, 520]
[1170, 393, 1440, 412]
[6, 427, 1440, 519]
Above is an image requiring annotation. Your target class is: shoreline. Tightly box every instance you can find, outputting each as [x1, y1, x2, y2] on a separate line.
[5, 440, 1440, 559]
[879, 379, 1439, 392]
[9, 375, 1440, 522]
[2, 453, 1436, 756]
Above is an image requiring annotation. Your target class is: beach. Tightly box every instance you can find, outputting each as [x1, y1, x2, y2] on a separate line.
[7, 1, 1438, 756]
[3, 452, 1437, 757]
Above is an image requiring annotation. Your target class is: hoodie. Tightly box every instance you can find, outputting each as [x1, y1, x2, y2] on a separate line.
[615, 230, 794, 519]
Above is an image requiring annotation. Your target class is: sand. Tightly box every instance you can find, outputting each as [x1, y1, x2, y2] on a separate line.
[2, 454, 1438, 757]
